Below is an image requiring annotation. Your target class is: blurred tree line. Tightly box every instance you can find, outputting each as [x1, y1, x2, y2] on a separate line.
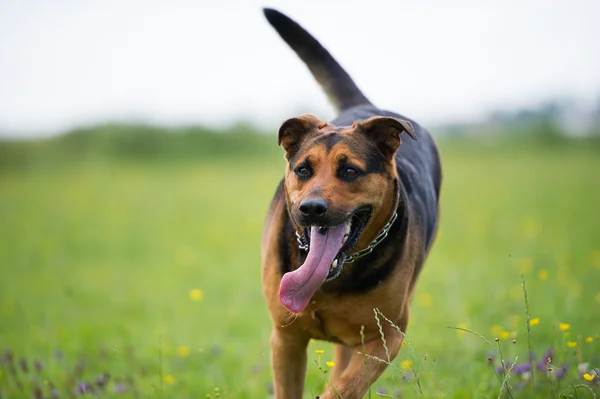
[1, 97, 599, 171]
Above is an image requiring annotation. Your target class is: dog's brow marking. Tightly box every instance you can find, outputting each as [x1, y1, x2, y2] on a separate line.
[312, 132, 344, 152]
[291, 154, 311, 170]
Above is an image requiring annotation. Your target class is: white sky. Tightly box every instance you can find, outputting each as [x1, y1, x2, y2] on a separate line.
[1, 0, 599, 137]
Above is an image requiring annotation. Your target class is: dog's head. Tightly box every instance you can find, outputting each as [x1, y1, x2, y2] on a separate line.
[277, 114, 416, 313]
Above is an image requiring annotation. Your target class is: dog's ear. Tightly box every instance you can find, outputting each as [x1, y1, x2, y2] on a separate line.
[278, 114, 322, 158]
[355, 116, 416, 159]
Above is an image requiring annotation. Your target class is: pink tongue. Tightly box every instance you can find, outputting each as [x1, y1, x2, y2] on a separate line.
[279, 224, 346, 313]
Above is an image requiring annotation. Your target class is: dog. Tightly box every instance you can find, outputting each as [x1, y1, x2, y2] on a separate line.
[261, 8, 442, 399]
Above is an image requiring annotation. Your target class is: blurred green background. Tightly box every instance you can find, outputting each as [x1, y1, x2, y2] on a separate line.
[1, 121, 599, 398]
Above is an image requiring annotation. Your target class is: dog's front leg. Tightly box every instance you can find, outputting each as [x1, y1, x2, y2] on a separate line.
[319, 326, 404, 399]
[271, 329, 309, 399]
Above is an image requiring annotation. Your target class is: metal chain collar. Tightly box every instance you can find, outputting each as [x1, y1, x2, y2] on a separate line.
[295, 211, 398, 264]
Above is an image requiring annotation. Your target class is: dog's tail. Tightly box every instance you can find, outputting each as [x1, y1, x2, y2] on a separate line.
[263, 8, 373, 112]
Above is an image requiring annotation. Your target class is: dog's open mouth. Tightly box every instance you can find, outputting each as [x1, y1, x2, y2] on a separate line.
[279, 206, 372, 313]
[302, 206, 372, 281]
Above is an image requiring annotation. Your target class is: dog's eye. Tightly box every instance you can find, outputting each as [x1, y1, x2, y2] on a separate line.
[344, 167, 359, 176]
[296, 166, 312, 178]
[338, 166, 361, 180]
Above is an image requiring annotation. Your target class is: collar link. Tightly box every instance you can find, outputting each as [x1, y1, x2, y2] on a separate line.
[295, 211, 398, 264]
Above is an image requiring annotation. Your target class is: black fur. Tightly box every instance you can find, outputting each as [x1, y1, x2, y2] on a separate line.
[265, 9, 441, 294]
[263, 8, 372, 112]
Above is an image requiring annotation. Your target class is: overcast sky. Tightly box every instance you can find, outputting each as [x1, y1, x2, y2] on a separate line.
[1, 0, 599, 137]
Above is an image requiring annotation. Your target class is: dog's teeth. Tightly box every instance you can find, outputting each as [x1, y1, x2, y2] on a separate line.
[330, 259, 338, 270]
[342, 234, 348, 244]
[345, 223, 351, 235]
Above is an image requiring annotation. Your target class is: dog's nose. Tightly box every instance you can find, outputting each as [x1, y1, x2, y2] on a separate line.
[299, 198, 328, 219]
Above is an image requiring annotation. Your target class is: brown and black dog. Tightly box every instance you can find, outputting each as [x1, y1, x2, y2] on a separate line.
[261, 9, 442, 399]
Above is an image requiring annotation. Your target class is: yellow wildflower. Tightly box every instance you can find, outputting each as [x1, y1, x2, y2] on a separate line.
[500, 331, 511, 340]
[315, 349, 324, 355]
[177, 345, 190, 357]
[559, 323, 570, 332]
[585, 337, 593, 343]
[538, 269, 548, 281]
[529, 318, 540, 326]
[189, 289, 204, 301]
[490, 325, 503, 336]
[401, 360, 413, 370]
[567, 341, 577, 348]
[583, 373, 595, 382]
[326, 361, 335, 368]
[164, 375, 175, 384]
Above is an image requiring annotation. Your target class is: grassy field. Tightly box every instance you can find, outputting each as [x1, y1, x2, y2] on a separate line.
[0, 130, 599, 398]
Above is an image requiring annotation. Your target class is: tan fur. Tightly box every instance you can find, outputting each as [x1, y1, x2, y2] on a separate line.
[262, 119, 427, 398]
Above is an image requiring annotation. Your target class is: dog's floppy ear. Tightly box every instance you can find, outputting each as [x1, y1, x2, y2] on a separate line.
[278, 114, 322, 158]
[355, 116, 416, 159]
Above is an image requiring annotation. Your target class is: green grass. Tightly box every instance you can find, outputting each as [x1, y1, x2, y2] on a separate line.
[0, 132, 599, 398]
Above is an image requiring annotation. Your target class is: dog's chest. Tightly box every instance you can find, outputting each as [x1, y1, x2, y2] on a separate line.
[296, 298, 389, 347]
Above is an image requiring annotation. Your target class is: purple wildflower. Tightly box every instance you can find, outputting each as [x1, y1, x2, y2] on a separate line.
[96, 373, 110, 390]
[19, 358, 28, 373]
[513, 362, 531, 375]
[114, 383, 127, 394]
[51, 388, 60, 398]
[553, 366, 569, 380]
[496, 360, 509, 375]
[77, 381, 91, 394]
[537, 347, 553, 372]
[33, 359, 43, 373]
